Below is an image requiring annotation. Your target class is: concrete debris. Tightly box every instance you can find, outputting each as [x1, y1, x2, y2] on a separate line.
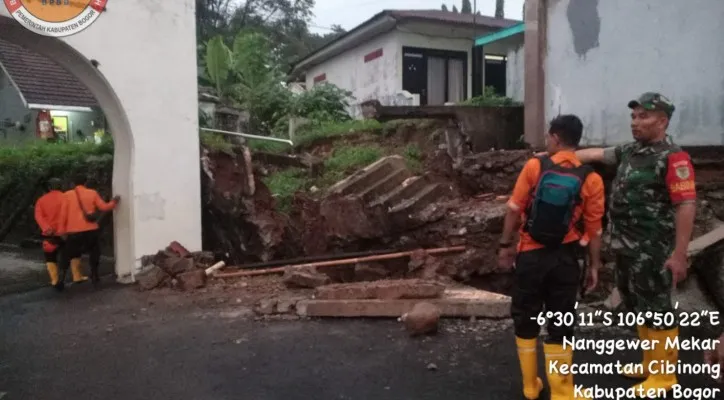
[314, 279, 446, 301]
[282, 266, 331, 288]
[354, 262, 390, 281]
[401, 302, 441, 336]
[137, 242, 223, 292]
[255, 298, 277, 315]
[177, 269, 207, 291]
[135, 265, 170, 291]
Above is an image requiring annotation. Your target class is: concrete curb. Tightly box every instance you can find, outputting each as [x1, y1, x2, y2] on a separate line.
[296, 288, 511, 319]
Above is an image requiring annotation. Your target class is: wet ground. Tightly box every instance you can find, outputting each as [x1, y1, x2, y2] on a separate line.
[0, 275, 722, 400]
[0, 244, 114, 296]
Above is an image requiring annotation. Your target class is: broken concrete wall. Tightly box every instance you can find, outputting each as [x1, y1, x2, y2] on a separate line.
[546, 0, 724, 146]
[455, 106, 525, 152]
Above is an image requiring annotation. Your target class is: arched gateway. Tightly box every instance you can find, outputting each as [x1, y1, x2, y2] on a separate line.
[0, 1, 202, 283]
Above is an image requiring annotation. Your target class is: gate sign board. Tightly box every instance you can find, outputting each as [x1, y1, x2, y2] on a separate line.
[3, 0, 107, 37]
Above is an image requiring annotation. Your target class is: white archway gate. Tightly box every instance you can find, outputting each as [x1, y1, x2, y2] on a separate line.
[0, 1, 202, 282]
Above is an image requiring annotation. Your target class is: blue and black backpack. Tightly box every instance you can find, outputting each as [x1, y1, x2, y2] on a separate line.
[523, 155, 593, 248]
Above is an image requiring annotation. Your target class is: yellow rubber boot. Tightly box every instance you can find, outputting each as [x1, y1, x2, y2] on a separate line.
[621, 325, 652, 379]
[46, 262, 59, 286]
[516, 337, 544, 399]
[630, 327, 678, 397]
[544, 343, 592, 400]
[70, 258, 89, 283]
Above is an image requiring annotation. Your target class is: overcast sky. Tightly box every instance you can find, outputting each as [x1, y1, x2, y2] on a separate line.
[310, 0, 525, 34]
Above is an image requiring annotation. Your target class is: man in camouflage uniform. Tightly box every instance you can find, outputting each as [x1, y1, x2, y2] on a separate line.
[576, 92, 697, 396]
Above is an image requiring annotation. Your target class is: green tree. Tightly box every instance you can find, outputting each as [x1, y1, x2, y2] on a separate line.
[495, 0, 505, 18]
[441, 4, 448, 11]
[461, 0, 472, 13]
[452, 4, 459, 12]
[196, 0, 324, 70]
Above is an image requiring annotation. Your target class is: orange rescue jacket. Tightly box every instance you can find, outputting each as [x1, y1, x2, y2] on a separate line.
[58, 185, 117, 235]
[34, 190, 65, 234]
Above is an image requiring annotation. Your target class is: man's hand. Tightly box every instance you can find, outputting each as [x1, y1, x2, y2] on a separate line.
[42, 228, 55, 236]
[497, 246, 517, 271]
[584, 261, 601, 294]
[112, 195, 121, 205]
[664, 251, 688, 287]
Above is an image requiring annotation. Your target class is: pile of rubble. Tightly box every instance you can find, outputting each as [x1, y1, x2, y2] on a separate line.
[135, 241, 224, 291]
[196, 141, 528, 286]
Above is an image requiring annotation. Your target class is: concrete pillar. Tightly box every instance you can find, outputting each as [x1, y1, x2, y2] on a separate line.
[523, 0, 547, 150]
[1, 0, 202, 282]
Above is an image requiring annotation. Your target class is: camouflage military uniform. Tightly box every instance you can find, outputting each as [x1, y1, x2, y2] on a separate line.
[602, 94, 697, 330]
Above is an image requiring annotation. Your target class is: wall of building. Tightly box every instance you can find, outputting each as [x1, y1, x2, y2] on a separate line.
[505, 44, 524, 102]
[0, 68, 32, 142]
[395, 21, 482, 101]
[304, 22, 506, 117]
[2, 0, 201, 283]
[304, 31, 401, 117]
[546, 0, 724, 146]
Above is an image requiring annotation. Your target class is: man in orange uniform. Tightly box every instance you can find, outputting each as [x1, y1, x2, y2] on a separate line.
[57, 174, 120, 289]
[34, 178, 67, 287]
[497, 115, 606, 400]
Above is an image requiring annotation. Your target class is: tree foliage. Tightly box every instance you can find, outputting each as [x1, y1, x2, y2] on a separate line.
[196, 0, 346, 71]
[203, 30, 353, 137]
[495, 0, 505, 18]
[461, 0, 472, 14]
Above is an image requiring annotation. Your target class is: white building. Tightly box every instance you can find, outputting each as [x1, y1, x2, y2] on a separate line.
[0, 38, 105, 143]
[290, 9, 521, 117]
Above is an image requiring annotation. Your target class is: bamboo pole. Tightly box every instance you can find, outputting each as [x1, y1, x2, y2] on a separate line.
[214, 246, 467, 278]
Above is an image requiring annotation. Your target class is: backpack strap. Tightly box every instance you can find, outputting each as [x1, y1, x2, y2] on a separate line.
[537, 155, 554, 173]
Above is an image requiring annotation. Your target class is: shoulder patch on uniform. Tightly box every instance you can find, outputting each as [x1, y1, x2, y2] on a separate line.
[675, 165, 691, 179]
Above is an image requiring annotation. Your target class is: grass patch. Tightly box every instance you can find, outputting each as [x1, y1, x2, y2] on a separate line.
[403, 144, 423, 173]
[245, 119, 382, 155]
[263, 144, 384, 212]
[294, 119, 382, 149]
[262, 168, 309, 213]
[200, 132, 234, 153]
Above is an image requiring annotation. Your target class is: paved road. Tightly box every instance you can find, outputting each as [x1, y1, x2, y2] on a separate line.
[0, 281, 721, 400]
[0, 245, 114, 296]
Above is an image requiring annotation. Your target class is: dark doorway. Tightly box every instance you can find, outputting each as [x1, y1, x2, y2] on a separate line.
[401, 46, 468, 106]
[401, 50, 427, 105]
[484, 55, 507, 96]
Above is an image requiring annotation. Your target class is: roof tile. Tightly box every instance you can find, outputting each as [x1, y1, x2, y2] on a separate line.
[0, 38, 98, 109]
[388, 9, 521, 29]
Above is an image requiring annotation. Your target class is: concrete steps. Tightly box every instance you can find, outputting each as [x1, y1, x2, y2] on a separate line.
[327, 155, 408, 197]
[356, 168, 413, 204]
[325, 155, 452, 219]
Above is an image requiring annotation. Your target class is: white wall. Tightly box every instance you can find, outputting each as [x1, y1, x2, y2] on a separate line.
[1, 0, 201, 282]
[506, 43, 524, 102]
[305, 31, 401, 116]
[546, 0, 724, 146]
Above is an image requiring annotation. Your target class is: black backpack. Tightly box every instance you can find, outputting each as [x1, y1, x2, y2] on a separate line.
[523, 156, 593, 247]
